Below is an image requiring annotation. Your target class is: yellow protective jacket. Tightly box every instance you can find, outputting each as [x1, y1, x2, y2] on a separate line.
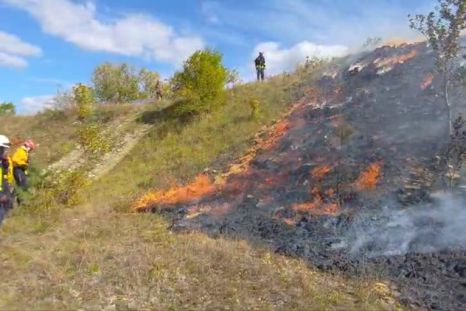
[11, 146, 29, 169]
[0, 157, 14, 191]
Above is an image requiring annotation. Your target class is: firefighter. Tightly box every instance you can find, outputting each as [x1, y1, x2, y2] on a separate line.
[11, 139, 37, 191]
[255, 52, 266, 81]
[0, 135, 13, 226]
[155, 80, 163, 101]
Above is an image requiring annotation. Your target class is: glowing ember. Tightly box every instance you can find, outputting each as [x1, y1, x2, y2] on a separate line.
[421, 73, 434, 90]
[311, 165, 332, 180]
[355, 162, 382, 191]
[259, 120, 289, 150]
[291, 186, 340, 216]
[282, 218, 296, 226]
[133, 174, 217, 211]
[292, 202, 339, 215]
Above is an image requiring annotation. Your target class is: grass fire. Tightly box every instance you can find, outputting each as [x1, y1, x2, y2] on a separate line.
[2, 1, 466, 310]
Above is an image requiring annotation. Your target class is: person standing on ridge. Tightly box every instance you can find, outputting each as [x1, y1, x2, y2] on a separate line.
[155, 80, 163, 101]
[12, 139, 37, 192]
[255, 52, 266, 81]
[0, 135, 13, 226]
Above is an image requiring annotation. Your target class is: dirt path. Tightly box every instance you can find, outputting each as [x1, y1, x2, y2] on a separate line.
[48, 111, 153, 180]
[89, 123, 152, 180]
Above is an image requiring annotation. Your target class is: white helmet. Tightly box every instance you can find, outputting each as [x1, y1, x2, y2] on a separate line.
[0, 135, 11, 148]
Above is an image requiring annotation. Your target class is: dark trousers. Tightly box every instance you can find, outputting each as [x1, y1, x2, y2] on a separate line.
[256, 68, 265, 81]
[0, 181, 12, 226]
[0, 203, 5, 226]
[13, 167, 27, 190]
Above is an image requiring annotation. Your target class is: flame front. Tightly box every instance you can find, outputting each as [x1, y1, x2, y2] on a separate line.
[355, 162, 382, 191]
[374, 49, 418, 74]
[133, 103, 303, 213]
[133, 174, 217, 211]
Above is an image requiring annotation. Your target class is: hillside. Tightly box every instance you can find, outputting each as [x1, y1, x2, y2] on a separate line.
[0, 71, 399, 309]
[135, 42, 466, 311]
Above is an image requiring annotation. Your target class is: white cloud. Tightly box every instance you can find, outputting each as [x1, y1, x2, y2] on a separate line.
[18, 94, 56, 114]
[0, 31, 41, 68]
[3, 0, 204, 65]
[0, 51, 27, 68]
[200, 0, 433, 48]
[253, 41, 348, 75]
[0, 31, 41, 56]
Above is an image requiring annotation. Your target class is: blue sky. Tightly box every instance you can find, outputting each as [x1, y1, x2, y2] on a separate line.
[0, 0, 435, 114]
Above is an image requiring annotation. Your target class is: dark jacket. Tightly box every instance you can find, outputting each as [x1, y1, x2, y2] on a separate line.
[255, 55, 265, 68]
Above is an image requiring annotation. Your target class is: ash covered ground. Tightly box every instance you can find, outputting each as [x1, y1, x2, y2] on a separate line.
[139, 43, 466, 310]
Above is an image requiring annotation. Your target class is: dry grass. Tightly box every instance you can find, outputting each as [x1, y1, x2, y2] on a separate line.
[0, 206, 401, 310]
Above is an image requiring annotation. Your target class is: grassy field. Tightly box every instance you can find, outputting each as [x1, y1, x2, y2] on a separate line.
[0, 205, 399, 310]
[0, 69, 403, 310]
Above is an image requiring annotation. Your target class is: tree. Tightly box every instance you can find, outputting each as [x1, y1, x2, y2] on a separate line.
[409, 0, 466, 135]
[138, 68, 160, 99]
[92, 62, 140, 103]
[73, 83, 94, 120]
[170, 49, 228, 116]
[0, 102, 15, 115]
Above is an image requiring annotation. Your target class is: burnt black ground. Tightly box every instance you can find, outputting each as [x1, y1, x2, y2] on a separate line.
[150, 43, 466, 311]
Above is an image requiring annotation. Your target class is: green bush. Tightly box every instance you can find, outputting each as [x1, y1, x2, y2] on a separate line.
[25, 169, 89, 211]
[171, 49, 228, 117]
[73, 83, 94, 120]
[0, 102, 15, 115]
[93, 63, 141, 103]
[77, 123, 112, 156]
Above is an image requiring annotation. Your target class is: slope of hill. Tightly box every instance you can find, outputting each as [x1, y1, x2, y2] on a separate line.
[135, 42, 466, 311]
[0, 71, 399, 309]
[0, 104, 149, 169]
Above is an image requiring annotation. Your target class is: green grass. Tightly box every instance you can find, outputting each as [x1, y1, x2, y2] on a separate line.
[0, 68, 403, 310]
[91, 75, 306, 206]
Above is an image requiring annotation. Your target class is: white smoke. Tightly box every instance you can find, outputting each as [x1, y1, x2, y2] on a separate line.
[346, 192, 466, 257]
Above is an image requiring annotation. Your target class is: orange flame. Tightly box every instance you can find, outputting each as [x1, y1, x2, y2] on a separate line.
[134, 102, 305, 213]
[292, 202, 339, 215]
[282, 218, 297, 226]
[355, 162, 382, 191]
[259, 120, 290, 150]
[421, 73, 434, 90]
[221, 111, 295, 180]
[291, 186, 339, 216]
[133, 174, 217, 211]
[311, 165, 332, 180]
[374, 50, 418, 74]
